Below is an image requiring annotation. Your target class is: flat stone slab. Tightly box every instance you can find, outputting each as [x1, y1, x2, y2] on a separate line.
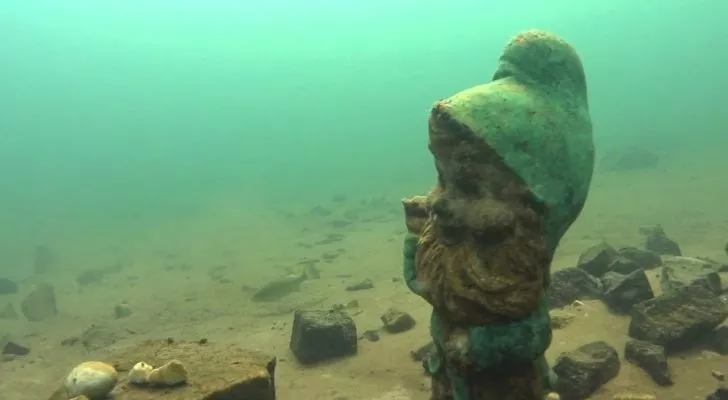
[107, 339, 276, 400]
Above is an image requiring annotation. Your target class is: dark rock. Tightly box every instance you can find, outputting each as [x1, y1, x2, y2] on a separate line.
[618, 247, 663, 270]
[577, 242, 619, 277]
[601, 269, 654, 313]
[20, 283, 58, 321]
[410, 342, 436, 362]
[707, 384, 728, 400]
[710, 326, 728, 355]
[358, 329, 380, 342]
[660, 256, 722, 295]
[640, 225, 681, 256]
[599, 146, 659, 172]
[346, 278, 374, 291]
[411, 341, 436, 373]
[624, 339, 672, 386]
[380, 308, 415, 333]
[0, 278, 19, 295]
[114, 302, 132, 319]
[600, 272, 622, 288]
[553, 341, 620, 400]
[547, 267, 603, 309]
[1, 334, 30, 356]
[628, 284, 728, 352]
[33, 245, 56, 274]
[606, 257, 641, 275]
[289, 309, 357, 364]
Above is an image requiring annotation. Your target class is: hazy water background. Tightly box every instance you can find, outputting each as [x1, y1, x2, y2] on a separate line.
[1, 0, 726, 274]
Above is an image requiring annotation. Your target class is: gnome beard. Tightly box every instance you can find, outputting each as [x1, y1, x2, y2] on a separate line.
[414, 186, 549, 326]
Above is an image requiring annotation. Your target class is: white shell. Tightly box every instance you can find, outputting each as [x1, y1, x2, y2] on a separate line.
[64, 361, 118, 399]
[128, 361, 154, 385]
[146, 360, 188, 386]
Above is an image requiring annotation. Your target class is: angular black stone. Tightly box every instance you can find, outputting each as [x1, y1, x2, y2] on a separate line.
[618, 246, 662, 270]
[289, 309, 357, 364]
[380, 308, 415, 333]
[410, 342, 436, 362]
[606, 257, 641, 275]
[20, 283, 58, 321]
[577, 243, 618, 277]
[1, 334, 30, 356]
[628, 284, 728, 352]
[640, 225, 681, 256]
[601, 269, 654, 314]
[554, 341, 620, 400]
[707, 384, 728, 400]
[624, 339, 671, 386]
[547, 267, 603, 309]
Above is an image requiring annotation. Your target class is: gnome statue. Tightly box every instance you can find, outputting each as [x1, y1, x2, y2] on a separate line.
[402, 30, 594, 400]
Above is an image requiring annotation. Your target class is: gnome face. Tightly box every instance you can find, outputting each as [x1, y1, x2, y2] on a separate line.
[411, 103, 549, 323]
[423, 103, 542, 248]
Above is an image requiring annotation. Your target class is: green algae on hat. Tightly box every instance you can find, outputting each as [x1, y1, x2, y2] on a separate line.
[434, 29, 594, 254]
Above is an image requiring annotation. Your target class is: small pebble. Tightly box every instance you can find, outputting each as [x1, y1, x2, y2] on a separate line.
[713, 370, 725, 381]
[113, 302, 132, 319]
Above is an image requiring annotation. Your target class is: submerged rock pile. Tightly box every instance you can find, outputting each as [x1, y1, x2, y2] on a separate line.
[545, 225, 728, 398]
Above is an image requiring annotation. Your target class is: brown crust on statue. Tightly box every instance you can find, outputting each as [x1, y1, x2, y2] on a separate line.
[413, 102, 548, 325]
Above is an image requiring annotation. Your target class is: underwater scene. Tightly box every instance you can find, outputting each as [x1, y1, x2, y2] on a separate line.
[1, 1, 727, 399]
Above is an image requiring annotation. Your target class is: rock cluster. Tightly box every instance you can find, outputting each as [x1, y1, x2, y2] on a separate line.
[545, 227, 728, 398]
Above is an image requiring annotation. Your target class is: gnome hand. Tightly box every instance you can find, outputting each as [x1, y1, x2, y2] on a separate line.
[402, 195, 429, 235]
